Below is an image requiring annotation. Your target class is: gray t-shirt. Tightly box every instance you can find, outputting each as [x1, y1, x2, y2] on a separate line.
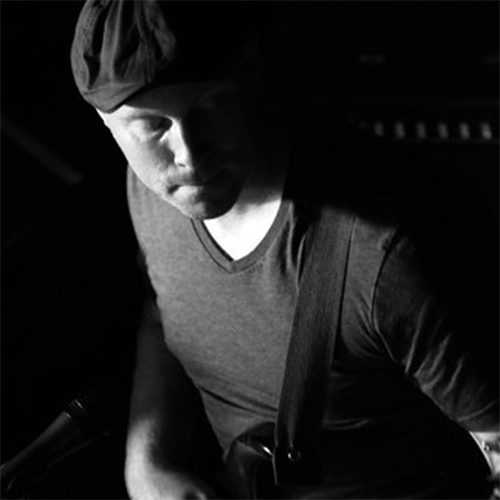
[127, 152, 497, 496]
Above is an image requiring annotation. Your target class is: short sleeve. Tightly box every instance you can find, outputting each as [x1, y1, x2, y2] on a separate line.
[372, 231, 499, 431]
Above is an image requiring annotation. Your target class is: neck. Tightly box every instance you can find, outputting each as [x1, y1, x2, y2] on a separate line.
[204, 141, 289, 260]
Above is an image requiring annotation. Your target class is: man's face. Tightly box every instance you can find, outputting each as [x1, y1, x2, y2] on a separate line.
[99, 81, 258, 220]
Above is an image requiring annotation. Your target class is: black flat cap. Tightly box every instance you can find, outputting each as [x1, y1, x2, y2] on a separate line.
[71, 0, 281, 112]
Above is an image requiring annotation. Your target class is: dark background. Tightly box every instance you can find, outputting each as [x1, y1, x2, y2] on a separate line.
[2, 2, 141, 497]
[1, 2, 498, 498]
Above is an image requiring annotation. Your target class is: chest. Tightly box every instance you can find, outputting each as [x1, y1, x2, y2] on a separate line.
[142, 206, 301, 407]
[134, 188, 398, 420]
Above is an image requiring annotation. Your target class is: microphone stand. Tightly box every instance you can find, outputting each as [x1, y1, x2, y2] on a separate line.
[1, 410, 96, 499]
[0, 377, 128, 499]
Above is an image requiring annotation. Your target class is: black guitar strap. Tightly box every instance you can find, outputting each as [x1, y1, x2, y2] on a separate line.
[273, 206, 355, 486]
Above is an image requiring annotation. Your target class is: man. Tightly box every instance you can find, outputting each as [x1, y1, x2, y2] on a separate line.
[71, 1, 499, 498]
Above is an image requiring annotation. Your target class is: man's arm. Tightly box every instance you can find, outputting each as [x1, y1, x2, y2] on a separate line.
[125, 298, 217, 500]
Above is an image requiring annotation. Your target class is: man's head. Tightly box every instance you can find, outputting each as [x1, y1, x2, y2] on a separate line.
[71, 0, 290, 219]
[99, 80, 269, 219]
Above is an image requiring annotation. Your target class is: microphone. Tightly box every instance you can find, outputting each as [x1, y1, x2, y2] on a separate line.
[1, 377, 130, 499]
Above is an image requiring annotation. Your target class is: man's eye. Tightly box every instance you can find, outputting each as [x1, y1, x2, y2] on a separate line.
[135, 117, 171, 137]
[145, 117, 171, 133]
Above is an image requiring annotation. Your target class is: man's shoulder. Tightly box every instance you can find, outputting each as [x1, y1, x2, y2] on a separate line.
[302, 196, 400, 265]
[345, 209, 400, 292]
[350, 213, 399, 274]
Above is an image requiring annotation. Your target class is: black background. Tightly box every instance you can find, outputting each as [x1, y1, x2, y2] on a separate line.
[1, 2, 498, 498]
[2, 2, 140, 497]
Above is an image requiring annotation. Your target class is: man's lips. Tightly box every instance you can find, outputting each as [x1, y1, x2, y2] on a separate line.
[169, 151, 236, 186]
[166, 165, 224, 190]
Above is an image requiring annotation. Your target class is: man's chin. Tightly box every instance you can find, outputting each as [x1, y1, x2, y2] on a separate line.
[161, 187, 238, 221]
[181, 203, 233, 221]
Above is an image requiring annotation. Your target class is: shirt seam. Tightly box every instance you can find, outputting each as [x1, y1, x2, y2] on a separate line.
[369, 227, 402, 364]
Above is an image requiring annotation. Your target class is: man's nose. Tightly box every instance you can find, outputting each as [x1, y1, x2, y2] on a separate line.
[169, 121, 194, 168]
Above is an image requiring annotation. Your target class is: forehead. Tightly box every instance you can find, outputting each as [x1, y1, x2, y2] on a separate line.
[110, 80, 235, 122]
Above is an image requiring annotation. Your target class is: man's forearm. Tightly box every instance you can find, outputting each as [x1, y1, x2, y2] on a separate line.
[125, 300, 208, 489]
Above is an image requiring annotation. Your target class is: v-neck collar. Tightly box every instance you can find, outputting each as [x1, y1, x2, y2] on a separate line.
[191, 195, 292, 274]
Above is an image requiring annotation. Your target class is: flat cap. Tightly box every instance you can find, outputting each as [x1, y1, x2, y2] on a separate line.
[70, 0, 267, 112]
